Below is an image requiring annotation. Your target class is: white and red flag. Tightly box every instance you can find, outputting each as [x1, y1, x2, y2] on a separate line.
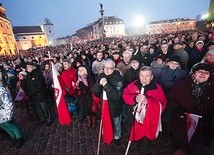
[51, 62, 71, 125]
[186, 113, 202, 143]
[101, 90, 113, 144]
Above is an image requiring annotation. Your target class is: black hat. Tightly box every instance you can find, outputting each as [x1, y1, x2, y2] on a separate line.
[131, 55, 141, 63]
[26, 62, 37, 67]
[173, 42, 183, 46]
[168, 55, 181, 64]
[112, 51, 120, 55]
[206, 40, 214, 47]
[192, 63, 213, 73]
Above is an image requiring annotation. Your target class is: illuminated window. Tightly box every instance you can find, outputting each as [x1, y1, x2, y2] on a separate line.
[0, 21, 3, 27]
[4, 35, 8, 44]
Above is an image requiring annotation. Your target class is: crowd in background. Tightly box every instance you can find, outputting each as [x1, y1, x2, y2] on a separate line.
[0, 29, 214, 154]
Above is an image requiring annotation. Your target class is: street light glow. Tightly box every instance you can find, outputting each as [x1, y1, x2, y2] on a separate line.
[134, 16, 145, 27]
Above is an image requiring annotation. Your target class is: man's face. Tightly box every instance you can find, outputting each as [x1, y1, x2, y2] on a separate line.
[131, 60, 140, 70]
[173, 44, 182, 50]
[96, 53, 103, 61]
[26, 65, 34, 73]
[104, 61, 114, 76]
[139, 70, 153, 85]
[206, 52, 214, 63]
[123, 54, 131, 64]
[63, 62, 71, 70]
[161, 44, 168, 53]
[156, 59, 163, 65]
[208, 45, 214, 50]
[194, 70, 210, 83]
[45, 64, 50, 71]
[112, 54, 120, 60]
[140, 45, 148, 53]
[168, 61, 180, 70]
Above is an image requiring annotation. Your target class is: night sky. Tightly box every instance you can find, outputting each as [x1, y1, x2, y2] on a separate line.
[1, 0, 210, 37]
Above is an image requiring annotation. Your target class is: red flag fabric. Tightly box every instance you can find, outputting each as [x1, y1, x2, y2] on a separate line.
[186, 113, 201, 143]
[129, 99, 162, 141]
[101, 91, 113, 144]
[51, 62, 72, 125]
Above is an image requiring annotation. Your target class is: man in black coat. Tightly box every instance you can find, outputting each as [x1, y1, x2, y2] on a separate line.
[93, 59, 123, 145]
[24, 62, 53, 124]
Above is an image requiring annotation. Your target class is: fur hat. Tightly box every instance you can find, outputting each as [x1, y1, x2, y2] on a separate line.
[192, 63, 213, 73]
[19, 71, 27, 76]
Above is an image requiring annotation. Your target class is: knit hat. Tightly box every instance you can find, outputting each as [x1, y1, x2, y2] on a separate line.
[168, 55, 181, 64]
[26, 62, 37, 67]
[19, 71, 27, 76]
[196, 40, 204, 45]
[192, 63, 213, 73]
[173, 42, 183, 46]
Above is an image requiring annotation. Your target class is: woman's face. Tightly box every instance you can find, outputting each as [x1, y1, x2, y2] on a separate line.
[193, 70, 210, 83]
[78, 67, 87, 76]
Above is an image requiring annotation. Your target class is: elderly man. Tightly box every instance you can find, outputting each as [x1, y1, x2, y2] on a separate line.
[123, 66, 167, 154]
[24, 62, 53, 125]
[93, 59, 123, 146]
[173, 42, 189, 70]
[117, 50, 132, 76]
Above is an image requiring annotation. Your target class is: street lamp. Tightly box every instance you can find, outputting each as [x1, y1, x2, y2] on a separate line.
[99, 3, 105, 40]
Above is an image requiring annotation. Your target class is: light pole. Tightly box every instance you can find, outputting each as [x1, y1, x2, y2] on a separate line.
[99, 3, 105, 40]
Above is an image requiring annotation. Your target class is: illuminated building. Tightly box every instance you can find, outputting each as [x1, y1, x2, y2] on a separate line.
[0, 3, 16, 55]
[75, 16, 125, 41]
[13, 26, 48, 50]
[144, 18, 196, 34]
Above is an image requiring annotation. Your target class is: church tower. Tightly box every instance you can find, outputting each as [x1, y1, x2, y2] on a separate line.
[40, 18, 55, 45]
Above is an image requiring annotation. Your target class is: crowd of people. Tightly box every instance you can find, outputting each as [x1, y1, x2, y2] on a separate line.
[0, 29, 214, 154]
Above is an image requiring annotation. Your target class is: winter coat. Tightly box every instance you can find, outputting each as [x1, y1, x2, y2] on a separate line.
[25, 68, 47, 103]
[168, 75, 214, 145]
[188, 47, 207, 69]
[174, 47, 189, 70]
[60, 67, 77, 96]
[92, 70, 123, 117]
[117, 61, 131, 76]
[123, 80, 167, 140]
[156, 67, 187, 92]
[123, 67, 140, 87]
[0, 87, 14, 124]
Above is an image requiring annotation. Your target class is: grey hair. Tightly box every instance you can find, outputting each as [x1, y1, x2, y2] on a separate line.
[140, 66, 153, 75]
[105, 58, 116, 68]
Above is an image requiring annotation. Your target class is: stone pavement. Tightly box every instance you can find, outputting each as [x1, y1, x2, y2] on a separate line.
[0, 106, 207, 155]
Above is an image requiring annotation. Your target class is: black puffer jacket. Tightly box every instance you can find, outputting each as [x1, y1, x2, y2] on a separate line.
[92, 70, 123, 117]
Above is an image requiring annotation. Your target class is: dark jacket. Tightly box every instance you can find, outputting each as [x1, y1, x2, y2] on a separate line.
[168, 75, 214, 145]
[25, 69, 47, 102]
[92, 70, 123, 117]
[124, 67, 140, 87]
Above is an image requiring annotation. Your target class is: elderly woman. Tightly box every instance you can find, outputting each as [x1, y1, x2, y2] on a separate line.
[168, 63, 214, 154]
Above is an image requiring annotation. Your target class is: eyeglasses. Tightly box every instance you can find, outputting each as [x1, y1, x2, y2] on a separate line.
[104, 67, 114, 70]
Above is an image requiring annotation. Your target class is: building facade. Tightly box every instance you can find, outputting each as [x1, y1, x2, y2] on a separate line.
[13, 26, 48, 50]
[75, 16, 125, 41]
[40, 18, 55, 46]
[0, 3, 16, 55]
[144, 18, 196, 34]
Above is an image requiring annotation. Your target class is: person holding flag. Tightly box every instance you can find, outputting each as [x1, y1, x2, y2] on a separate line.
[123, 66, 167, 154]
[93, 59, 123, 146]
[168, 63, 214, 154]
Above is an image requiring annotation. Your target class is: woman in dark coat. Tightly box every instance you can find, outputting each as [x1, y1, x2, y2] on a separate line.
[168, 63, 214, 154]
[75, 65, 95, 128]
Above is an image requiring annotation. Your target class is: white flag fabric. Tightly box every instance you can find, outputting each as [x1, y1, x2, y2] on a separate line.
[186, 113, 202, 143]
[133, 86, 146, 124]
[51, 62, 71, 125]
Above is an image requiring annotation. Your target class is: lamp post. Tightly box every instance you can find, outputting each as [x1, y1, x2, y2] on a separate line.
[99, 3, 105, 41]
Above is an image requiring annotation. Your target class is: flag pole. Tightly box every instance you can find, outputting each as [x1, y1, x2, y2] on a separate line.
[125, 140, 132, 155]
[97, 119, 103, 155]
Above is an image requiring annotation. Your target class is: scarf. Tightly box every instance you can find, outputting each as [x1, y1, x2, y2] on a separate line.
[77, 74, 88, 86]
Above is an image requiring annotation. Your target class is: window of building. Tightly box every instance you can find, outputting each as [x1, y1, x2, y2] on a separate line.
[49, 30, 52, 33]
[23, 37, 26, 39]
[6, 24, 9, 29]
[39, 36, 42, 38]
[32, 37, 34, 39]
[4, 35, 8, 44]
[0, 21, 3, 27]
